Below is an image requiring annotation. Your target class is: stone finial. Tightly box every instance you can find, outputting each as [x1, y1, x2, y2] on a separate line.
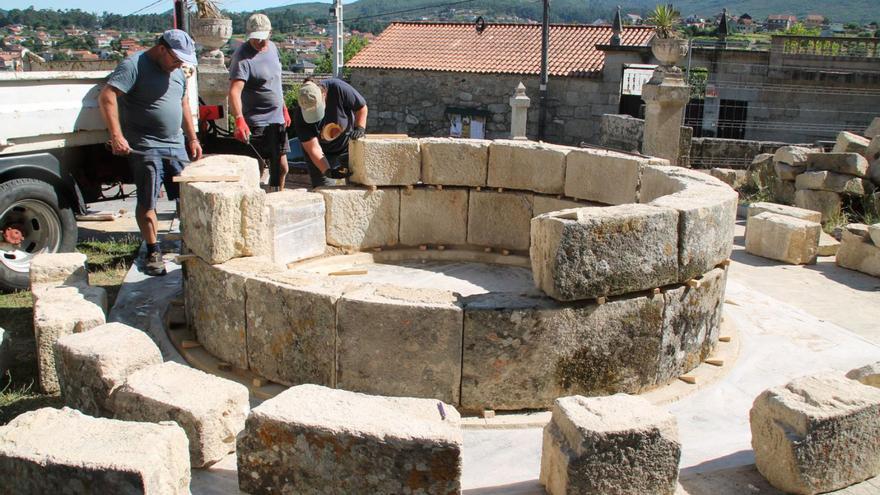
[514, 82, 527, 97]
[611, 6, 622, 46]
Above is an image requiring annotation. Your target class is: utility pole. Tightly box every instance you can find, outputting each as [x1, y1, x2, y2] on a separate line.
[538, 0, 550, 140]
[331, 0, 344, 78]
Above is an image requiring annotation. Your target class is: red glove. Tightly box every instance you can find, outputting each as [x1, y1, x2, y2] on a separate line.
[234, 116, 251, 143]
[282, 106, 291, 128]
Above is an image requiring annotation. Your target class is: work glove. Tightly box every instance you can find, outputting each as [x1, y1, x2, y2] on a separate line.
[324, 167, 351, 179]
[349, 126, 366, 140]
[234, 116, 251, 143]
[282, 106, 291, 128]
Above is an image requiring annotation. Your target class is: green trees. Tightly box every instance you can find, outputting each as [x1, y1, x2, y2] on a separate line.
[314, 35, 368, 76]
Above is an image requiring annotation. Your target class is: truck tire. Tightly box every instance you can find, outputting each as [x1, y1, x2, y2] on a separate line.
[0, 178, 78, 292]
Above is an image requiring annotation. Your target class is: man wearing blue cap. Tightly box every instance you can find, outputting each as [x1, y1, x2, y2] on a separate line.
[98, 29, 201, 276]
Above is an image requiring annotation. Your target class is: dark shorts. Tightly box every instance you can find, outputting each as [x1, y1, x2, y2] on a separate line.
[249, 124, 291, 187]
[129, 147, 188, 211]
[306, 152, 349, 189]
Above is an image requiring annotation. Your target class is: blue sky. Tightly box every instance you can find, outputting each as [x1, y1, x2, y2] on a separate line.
[3, 1, 354, 15]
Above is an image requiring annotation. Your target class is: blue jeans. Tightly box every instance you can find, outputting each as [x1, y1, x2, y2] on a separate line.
[128, 146, 188, 211]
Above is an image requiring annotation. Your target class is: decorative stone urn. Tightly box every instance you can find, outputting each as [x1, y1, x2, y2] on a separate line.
[190, 17, 232, 66]
[650, 36, 689, 67]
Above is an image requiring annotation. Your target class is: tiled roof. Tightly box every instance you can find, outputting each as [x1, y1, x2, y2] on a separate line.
[348, 22, 655, 77]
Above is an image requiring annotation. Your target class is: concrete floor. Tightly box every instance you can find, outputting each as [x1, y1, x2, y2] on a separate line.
[101, 204, 880, 494]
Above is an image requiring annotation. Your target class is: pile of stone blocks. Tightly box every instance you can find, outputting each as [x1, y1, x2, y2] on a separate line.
[836, 222, 880, 277]
[29, 252, 107, 394]
[750, 372, 880, 494]
[0, 407, 191, 494]
[237, 384, 462, 494]
[540, 394, 681, 495]
[744, 203, 822, 264]
[795, 151, 871, 222]
[767, 145, 813, 204]
[848, 361, 880, 388]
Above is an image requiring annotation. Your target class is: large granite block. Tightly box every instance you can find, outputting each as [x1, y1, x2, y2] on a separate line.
[832, 131, 871, 154]
[807, 152, 869, 177]
[113, 362, 249, 468]
[870, 223, 880, 246]
[775, 163, 805, 181]
[0, 407, 190, 494]
[866, 117, 880, 139]
[400, 188, 468, 246]
[420, 137, 490, 186]
[33, 285, 107, 393]
[751, 373, 880, 494]
[263, 190, 326, 265]
[795, 170, 868, 195]
[774, 145, 812, 166]
[180, 181, 268, 264]
[237, 384, 462, 494]
[746, 202, 822, 224]
[745, 212, 821, 265]
[540, 394, 680, 495]
[638, 164, 728, 203]
[531, 205, 679, 301]
[836, 230, 880, 277]
[487, 140, 569, 194]
[709, 168, 747, 189]
[180, 153, 261, 187]
[29, 252, 88, 288]
[467, 190, 533, 251]
[847, 361, 880, 388]
[659, 267, 726, 382]
[461, 292, 673, 410]
[349, 137, 421, 186]
[532, 196, 589, 217]
[337, 285, 463, 404]
[54, 322, 162, 417]
[564, 148, 646, 205]
[246, 273, 350, 387]
[794, 189, 841, 222]
[320, 187, 400, 249]
[865, 136, 880, 162]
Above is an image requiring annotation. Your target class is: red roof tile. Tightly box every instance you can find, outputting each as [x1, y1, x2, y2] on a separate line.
[348, 22, 654, 77]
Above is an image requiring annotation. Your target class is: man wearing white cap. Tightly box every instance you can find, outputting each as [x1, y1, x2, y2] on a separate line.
[99, 29, 201, 276]
[228, 13, 291, 191]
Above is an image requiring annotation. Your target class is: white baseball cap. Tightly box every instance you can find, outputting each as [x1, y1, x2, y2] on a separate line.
[246, 13, 271, 40]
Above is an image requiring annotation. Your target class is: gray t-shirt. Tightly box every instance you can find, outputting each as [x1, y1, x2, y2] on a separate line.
[228, 41, 284, 127]
[106, 51, 186, 149]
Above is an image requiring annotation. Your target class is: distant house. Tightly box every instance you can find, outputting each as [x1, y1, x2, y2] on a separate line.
[625, 14, 643, 25]
[766, 15, 797, 31]
[803, 15, 826, 29]
[291, 60, 316, 74]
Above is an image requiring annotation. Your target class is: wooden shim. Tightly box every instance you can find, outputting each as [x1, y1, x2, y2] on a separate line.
[436, 184, 443, 190]
[720, 259, 731, 267]
[501, 249, 510, 256]
[252, 377, 266, 387]
[437, 245, 446, 251]
[679, 375, 697, 384]
[686, 279, 702, 289]
[497, 187, 504, 193]
[484, 247, 492, 253]
[705, 359, 724, 367]
[368, 185, 377, 192]
[596, 296, 607, 305]
[76, 212, 119, 222]
[718, 336, 732, 343]
[404, 184, 414, 194]
[373, 247, 382, 252]
[181, 340, 201, 349]
[175, 254, 198, 264]
[419, 244, 428, 251]
[652, 288, 662, 296]
[172, 175, 240, 183]
[217, 362, 232, 371]
[481, 409, 496, 419]
[328, 269, 368, 276]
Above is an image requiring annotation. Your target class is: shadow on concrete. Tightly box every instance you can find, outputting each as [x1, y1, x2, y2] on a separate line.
[463, 479, 544, 495]
[680, 449, 754, 476]
[802, 259, 880, 294]
[678, 455, 782, 495]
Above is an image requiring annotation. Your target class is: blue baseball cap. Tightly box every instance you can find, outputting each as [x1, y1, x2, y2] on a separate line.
[161, 29, 198, 66]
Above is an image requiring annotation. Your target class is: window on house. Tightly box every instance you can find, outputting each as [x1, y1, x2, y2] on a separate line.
[718, 99, 748, 139]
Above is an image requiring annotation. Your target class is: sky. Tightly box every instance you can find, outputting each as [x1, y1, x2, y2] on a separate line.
[2, 0, 354, 16]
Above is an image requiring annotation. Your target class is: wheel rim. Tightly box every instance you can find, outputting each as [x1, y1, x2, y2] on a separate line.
[0, 199, 63, 274]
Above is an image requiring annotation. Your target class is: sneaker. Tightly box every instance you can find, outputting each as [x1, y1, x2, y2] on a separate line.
[144, 251, 167, 277]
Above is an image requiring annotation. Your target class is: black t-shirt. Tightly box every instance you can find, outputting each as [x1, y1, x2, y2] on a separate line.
[293, 78, 366, 156]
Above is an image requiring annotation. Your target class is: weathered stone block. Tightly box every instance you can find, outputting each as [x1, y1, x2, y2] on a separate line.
[638, 164, 728, 203]
[532, 196, 589, 217]
[488, 139, 569, 194]
[771, 177, 797, 204]
[745, 212, 821, 265]
[320, 187, 400, 249]
[795, 170, 868, 195]
[869, 223, 880, 246]
[846, 223, 870, 238]
[709, 168, 747, 189]
[864, 136, 880, 162]
[468, 190, 533, 251]
[540, 394, 680, 495]
[0, 407, 190, 494]
[263, 190, 326, 265]
[750, 373, 880, 494]
[237, 384, 462, 495]
[185, 257, 280, 370]
[33, 285, 107, 393]
[774, 145, 812, 167]
[180, 153, 261, 188]
[747, 202, 822, 224]
[246, 274, 350, 387]
[865, 117, 880, 139]
[836, 230, 880, 277]
[774, 163, 805, 181]
[794, 189, 842, 222]
[832, 131, 871, 154]
[818, 231, 840, 257]
[531, 205, 679, 301]
[349, 137, 421, 186]
[751, 153, 775, 190]
[29, 252, 88, 288]
[564, 147, 645, 204]
[659, 267, 726, 383]
[180, 181, 268, 264]
[337, 285, 463, 404]
[807, 152, 869, 178]
[400, 188, 468, 246]
[847, 362, 880, 388]
[113, 362, 249, 468]
[420, 137, 489, 186]
[54, 322, 162, 417]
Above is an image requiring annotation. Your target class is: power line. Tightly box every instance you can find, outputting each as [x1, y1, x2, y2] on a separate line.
[347, 0, 479, 23]
[127, 0, 166, 16]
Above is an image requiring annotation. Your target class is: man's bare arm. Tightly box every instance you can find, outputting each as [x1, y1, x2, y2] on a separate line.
[228, 79, 245, 118]
[98, 85, 130, 155]
[181, 86, 202, 160]
[301, 137, 331, 173]
[354, 105, 368, 129]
